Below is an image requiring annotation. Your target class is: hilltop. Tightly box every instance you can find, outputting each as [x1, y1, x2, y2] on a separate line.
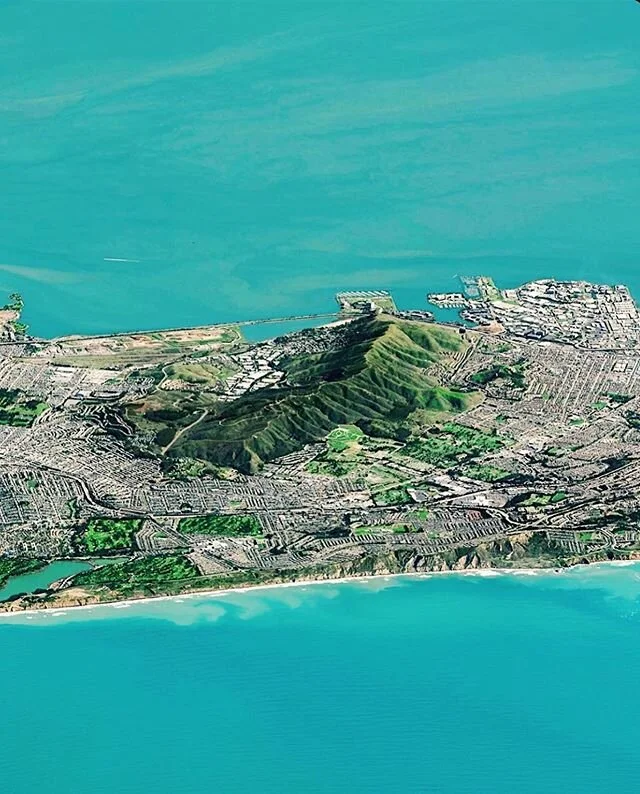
[5, 278, 640, 612]
[170, 315, 473, 472]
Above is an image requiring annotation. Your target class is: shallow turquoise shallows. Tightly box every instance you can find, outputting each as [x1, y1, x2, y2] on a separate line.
[2, 567, 640, 793]
[1, 1, 639, 337]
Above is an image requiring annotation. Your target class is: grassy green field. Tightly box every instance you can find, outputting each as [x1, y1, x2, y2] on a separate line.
[78, 518, 142, 552]
[461, 464, 510, 482]
[327, 425, 363, 452]
[327, 425, 364, 452]
[518, 492, 567, 507]
[0, 388, 47, 427]
[166, 361, 237, 387]
[178, 514, 263, 537]
[306, 424, 365, 477]
[402, 423, 504, 468]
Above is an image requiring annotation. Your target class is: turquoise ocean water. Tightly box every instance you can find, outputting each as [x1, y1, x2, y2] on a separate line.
[2, 567, 640, 793]
[3, 4, 640, 790]
[1, 1, 639, 337]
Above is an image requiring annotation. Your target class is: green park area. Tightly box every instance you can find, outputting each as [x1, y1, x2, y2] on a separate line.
[606, 392, 633, 405]
[470, 362, 526, 389]
[78, 518, 142, 552]
[70, 555, 199, 596]
[165, 361, 237, 388]
[461, 464, 510, 482]
[69, 556, 309, 598]
[401, 422, 504, 468]
[353, 523, 415, 535]
[327, 425, 364, 452]
[178, 514, 263, 537]
[307, 456, 357, 477]
[0, 388, 47, 427]
[373, 485, 412, 506]
[307, 424, 364, 477]
[159, 316, 471, 474]
[519, 492, 567, 507]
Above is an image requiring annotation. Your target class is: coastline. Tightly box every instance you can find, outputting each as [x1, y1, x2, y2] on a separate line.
[3, 281, 640, 623]
[2, 558, 638, 622]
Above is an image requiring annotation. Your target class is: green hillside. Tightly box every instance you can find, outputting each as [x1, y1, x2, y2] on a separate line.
[169, 316, 474, 473]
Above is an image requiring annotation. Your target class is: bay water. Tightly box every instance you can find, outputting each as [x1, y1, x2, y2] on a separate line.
[1, 0, 638, 337]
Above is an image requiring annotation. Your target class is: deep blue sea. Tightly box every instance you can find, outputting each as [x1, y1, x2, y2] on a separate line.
[1, 0, 639, 337]
[2, 567, 640, 793]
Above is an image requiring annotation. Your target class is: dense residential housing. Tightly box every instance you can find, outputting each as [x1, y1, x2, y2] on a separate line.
[2, 278, 640, 610]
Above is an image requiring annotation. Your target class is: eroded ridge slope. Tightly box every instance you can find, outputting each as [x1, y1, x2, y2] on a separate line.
[171, 316, 471, 472]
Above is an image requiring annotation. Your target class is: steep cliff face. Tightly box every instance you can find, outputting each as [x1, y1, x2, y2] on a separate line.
[328, 532, 569, 579]
[3, 534, 638, 614]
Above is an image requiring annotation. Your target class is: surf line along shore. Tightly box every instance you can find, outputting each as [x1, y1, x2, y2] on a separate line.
[2, 560, 637, 622]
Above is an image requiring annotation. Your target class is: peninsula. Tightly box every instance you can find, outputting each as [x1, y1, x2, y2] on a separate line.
[2, 278, 640, 612]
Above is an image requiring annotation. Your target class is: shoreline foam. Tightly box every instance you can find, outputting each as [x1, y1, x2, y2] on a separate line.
[1, 559, 637, 622]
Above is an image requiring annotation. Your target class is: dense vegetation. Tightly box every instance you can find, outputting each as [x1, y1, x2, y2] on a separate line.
[70, 555, 199, 595]
[69, 559, 321, 599]
[470, 362, 526, 389]
[77, 518, 142, 552]
[606, 392, 633, 405]
[169, 316, 472, 472]
[0, 558, 46, 588]
[373, 486, 412, 506]
[509, 491, 567, 508]
[178, 514, 263, 537]
[2, 292, 24, 312]
[0, 388, 47, 427]
[307, 454, 357, 477]
[625, 410, 640, 429]
[402, 423, 503, 468]
[461, 464, 510, 482]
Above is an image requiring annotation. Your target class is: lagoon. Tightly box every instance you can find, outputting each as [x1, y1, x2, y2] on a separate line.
[0, 560, 92, 602]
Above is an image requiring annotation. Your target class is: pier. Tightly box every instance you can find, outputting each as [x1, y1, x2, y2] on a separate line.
[336, 290, 397, 313]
